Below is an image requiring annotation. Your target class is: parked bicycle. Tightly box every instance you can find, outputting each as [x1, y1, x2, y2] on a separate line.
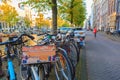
[20, 34, 74, 80]
[56, 32, 80, 66]
[0, 33, 34, 80]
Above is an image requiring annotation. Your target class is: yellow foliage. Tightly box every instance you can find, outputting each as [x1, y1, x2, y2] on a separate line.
[57, 16, 66, 27]
[0, 2, 18, 25]
[35, 13, 50, 27]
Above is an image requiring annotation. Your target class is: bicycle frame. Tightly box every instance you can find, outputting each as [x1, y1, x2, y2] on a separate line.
[31, 66, 40, 80]
[8, 59, 16, 80]
[0, 33, 34, 80]
[6, 45, 16, 80]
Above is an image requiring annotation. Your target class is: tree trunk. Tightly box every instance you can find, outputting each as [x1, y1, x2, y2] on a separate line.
[52, 0, 57, 35]
[70, 0, 74, 27]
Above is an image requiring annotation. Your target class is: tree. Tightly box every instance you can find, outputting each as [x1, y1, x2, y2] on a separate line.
[21, 0, 57, 34]
[35, 13, 43, 28]
[73, 0, 86, 26]
[0, 2, 18, 27]
[35, 13, 50, 28]
[24, 16, 31, 27]
[58, 0, 86, 27]
[57, 16, 70, 27]
[52, 0, 57, 34]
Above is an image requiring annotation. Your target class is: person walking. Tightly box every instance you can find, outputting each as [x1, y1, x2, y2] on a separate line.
[93, 27, 97, 38]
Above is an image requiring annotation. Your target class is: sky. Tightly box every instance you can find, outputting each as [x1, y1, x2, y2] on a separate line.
[85, 0, 93, 18]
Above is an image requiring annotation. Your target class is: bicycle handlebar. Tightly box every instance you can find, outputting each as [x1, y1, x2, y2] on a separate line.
[0, 33, 34, 45]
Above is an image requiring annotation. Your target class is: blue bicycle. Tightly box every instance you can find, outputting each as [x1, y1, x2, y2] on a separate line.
[0, 33, 34, 80]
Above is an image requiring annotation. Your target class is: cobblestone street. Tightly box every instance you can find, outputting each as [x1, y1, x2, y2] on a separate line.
[85, 31, 120, 80]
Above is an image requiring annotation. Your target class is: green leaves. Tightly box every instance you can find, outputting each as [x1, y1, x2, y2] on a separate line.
[1, 0, 86, 31]
[58, 0, 86, 27]
[21, 0, 51, 12]
[23, 16, 31, 27]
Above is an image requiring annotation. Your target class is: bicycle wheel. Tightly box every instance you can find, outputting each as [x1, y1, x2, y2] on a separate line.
[38, 65, 46, 80]
[19, 64, 30, 80]
[71, 41, 80, 62]
[42, 64, 52, 79]
[60, 44, 76, 79]
[55, 48, 72, 80]
[69, 42, 78, 67]
[30, 66, 40, 80]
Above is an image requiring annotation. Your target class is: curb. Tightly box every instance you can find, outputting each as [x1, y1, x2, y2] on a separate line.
[79, 47, 88, 80]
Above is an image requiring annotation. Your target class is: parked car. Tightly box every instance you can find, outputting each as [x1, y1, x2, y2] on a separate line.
[73, 27, 86, 48]
[73, 27, 86, 39]
[59, 27, 73, 34]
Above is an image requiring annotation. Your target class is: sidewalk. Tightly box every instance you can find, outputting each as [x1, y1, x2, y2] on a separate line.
[99, 32, 120, 42]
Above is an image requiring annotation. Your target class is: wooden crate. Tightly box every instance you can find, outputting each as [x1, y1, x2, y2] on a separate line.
[22, 45, 56, 64]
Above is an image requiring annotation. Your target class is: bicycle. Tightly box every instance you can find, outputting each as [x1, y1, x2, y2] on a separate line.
[20, 34, 73, 80]
[46, 33, 77, 79]
[57, 32, 80, 66]
[0, 33, 34, 80]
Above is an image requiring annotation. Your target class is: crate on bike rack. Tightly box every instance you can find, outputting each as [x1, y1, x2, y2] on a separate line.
[21, 45, 56, 64]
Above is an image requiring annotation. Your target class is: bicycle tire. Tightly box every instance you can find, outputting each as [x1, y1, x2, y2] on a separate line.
[30, 66, 40, 80]
[69, 42, 78, 67]
[55, 48, 73, 80]
[60, 44, 76, 79]
[19, 64, 30, 80]
[42, 64, 51, 79]
[71, 41, 80, 62]
[38, 65, 45, 80]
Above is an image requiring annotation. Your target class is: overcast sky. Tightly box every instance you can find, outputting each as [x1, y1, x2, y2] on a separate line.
[85, 0, 93, 18]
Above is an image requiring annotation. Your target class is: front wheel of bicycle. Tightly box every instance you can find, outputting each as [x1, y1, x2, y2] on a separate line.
[55, 48, 72, 80]
[38, 65, 46, 80]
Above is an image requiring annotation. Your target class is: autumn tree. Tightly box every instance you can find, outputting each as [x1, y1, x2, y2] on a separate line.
[36, 13, 44, 28]
[35, 13, 50, 28]
[0, 2, 18, 27]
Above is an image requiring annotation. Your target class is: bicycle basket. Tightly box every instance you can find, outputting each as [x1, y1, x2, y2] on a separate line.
[22, 45, 56, 64]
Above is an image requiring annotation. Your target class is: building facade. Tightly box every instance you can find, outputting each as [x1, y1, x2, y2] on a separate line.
[93, 0, 101, 30]
[90, 3, 94, 29]
[116, 0, 120, 30]
[92, 0, 120, 32]
[101, 0, 108, 31]
[108, 0, 116, 32]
